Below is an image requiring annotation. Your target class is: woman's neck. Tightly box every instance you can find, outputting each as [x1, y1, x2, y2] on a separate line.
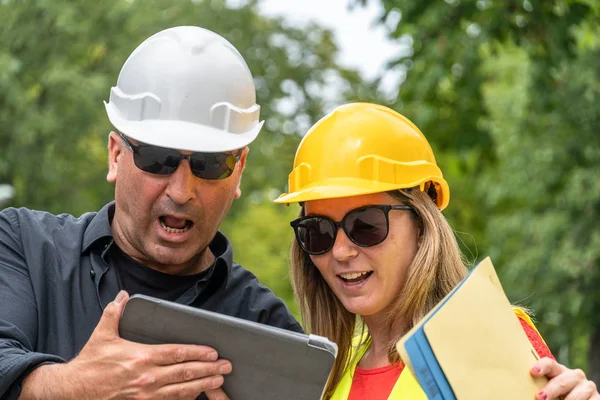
[359, 314, 406, 370]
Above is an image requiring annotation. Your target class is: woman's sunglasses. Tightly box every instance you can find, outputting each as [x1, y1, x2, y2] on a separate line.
[291, 204, 413, 255]
[119, 134, 242, 180]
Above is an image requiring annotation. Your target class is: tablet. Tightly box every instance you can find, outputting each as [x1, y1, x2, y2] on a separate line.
[119, 294, 337, 400]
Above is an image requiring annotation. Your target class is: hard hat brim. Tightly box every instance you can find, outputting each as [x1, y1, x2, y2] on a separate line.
[274, 179, 449, 211]
[275, 182, 413, 204]
[105, 102, 263, 152]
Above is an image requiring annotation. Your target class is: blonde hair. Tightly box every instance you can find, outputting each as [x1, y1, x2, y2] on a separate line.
[289, 188, 469, 398]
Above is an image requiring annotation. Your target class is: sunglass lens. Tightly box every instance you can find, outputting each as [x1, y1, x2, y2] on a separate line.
[296, 217, 336, 254]
[135, 146, 180, 175]
[344, 207, 388, 246]
[190, 153, 237, 180]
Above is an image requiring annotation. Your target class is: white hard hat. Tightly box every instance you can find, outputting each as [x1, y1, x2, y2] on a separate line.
[104, 26, 264, 152]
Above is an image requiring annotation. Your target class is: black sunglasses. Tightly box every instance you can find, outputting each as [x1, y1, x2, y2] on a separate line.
[119, 134, 242, 180]
[291, 205, 413, 255]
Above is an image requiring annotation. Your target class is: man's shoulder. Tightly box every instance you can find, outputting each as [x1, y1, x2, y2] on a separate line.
[227, 262, 280, 297]
[224, 262, 303, 333]
[1, 206, 98, 234]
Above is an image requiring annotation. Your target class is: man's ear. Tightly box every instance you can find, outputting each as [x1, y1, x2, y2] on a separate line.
[106, 132, 122, 183]
[234, 147, 249, 199]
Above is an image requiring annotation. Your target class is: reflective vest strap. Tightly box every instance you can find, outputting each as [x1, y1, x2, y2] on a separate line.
[388, 367, 428, 399]
[330, 338, 426, 400]
[512, 307, 548, 345]
[331, 307, 542, 399]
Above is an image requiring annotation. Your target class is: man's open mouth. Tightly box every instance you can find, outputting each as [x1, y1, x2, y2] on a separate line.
[159, 216, 194, 233]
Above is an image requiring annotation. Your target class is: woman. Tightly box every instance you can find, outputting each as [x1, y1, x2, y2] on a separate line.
[275, 103, 598, 400]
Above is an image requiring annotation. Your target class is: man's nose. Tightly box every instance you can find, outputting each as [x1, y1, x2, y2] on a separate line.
[165, 159, 197, 205]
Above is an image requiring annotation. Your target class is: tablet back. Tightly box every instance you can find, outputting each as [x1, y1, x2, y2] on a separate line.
[119, 295, 337, 400]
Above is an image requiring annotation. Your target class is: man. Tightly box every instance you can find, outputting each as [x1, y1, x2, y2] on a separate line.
[0, 26, 301, 400]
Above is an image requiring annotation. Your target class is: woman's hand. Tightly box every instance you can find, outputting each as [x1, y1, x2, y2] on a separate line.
[531, 357, 599, 400]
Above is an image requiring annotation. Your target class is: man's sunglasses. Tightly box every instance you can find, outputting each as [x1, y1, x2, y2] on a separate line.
[291, 204, 413, 255]
[119, 134, 242, 180]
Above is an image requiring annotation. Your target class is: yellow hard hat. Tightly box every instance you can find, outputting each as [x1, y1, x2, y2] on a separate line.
[274, 102, 450, 210]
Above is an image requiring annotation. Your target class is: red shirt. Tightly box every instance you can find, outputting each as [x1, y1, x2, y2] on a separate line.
[348, 363, 405, 400]
[347, 316, 554, 400]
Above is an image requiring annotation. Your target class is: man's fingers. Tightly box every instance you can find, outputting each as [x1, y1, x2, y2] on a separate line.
[206, 388, 230, 400]
[156, 360, 232, 386]
[93, 290, 129, 340]
[156, 375, 226, 400]
[151, 344, 221, 365]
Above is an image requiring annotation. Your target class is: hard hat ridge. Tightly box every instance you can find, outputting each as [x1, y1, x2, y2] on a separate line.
[104, 26, 263, 153]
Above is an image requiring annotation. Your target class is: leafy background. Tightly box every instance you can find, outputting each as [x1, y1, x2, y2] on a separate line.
[1, 0, 598, 383]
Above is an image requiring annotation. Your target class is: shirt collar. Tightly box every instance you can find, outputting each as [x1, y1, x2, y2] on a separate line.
[208, 230, 233, 285]
[82, 201, 114, 253]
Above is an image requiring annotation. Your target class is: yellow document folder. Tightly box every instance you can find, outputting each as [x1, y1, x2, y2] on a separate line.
[397, 257, 548, 399]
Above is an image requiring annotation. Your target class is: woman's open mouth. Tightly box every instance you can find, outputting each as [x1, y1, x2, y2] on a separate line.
[338, 271, 373, 285]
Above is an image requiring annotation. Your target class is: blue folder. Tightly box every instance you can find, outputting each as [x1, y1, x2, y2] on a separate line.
[401, 264, 473, 399]
[397, 257, 548, 400]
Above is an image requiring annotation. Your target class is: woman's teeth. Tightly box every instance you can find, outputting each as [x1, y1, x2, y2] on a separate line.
[340, 271, 370, 280]
[339, 271, 373, 283]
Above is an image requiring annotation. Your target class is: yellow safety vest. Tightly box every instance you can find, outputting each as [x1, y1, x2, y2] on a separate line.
[330, 335, 426, 400]
[330, 308, 543, 400]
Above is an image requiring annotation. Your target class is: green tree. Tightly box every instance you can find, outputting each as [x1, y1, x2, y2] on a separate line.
[221, 194, 302, 319]
[0, 0, 367, 317]
[0, 0, 361, 214]
[482, 37, 600, 383]
[360, 0, 600, 381]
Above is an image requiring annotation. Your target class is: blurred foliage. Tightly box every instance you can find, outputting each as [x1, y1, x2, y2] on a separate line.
[220, 194, 301, 317]
[0, 0, 369, 216]
[358, 0, 600, 382]
[0, 0, 372, 322]
[2, 0, 599, 384]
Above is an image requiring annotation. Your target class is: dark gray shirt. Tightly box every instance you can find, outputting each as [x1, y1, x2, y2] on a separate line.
[0, 202, 302, 399]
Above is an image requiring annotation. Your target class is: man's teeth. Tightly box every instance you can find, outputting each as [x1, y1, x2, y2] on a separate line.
[340, 271, 370, 280]
[160, 219, 189, 233]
